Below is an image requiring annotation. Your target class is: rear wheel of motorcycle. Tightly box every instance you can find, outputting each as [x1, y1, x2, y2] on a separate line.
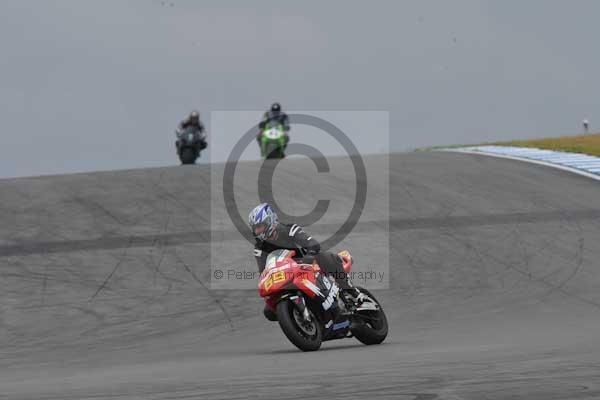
[350, 287, 388, 345]
[276, 299, 322, 351]
[180, 148, 197, 164]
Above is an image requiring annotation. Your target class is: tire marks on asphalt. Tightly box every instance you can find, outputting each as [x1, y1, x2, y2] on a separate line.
[3, 209, 600, 257]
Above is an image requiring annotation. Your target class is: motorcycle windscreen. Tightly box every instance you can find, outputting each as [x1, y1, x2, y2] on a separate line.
[263, 249, 293, 272]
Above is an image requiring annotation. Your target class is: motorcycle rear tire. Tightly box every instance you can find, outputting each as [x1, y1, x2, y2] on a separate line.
[350, 287, 388, 345]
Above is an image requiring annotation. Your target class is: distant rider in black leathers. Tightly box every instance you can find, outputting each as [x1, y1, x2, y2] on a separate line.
[176, 111, 207, 151]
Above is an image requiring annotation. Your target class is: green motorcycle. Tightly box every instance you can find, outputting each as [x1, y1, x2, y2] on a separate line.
[260, 120, 287, 159]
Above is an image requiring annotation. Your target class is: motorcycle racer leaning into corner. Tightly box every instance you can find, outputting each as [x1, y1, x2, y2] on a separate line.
[257, 102, 290, 148]
[249, 203, 365, 321]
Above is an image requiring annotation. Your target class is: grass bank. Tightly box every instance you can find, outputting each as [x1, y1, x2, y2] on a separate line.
[494, 133, 600, 157]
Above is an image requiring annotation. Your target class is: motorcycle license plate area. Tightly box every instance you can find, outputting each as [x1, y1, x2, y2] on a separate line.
[259, 250, 295, 295]
[264, 128, 283, 139]
[262, 269, 288, 292]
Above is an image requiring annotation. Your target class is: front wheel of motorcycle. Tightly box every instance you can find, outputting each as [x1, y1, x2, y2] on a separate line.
[276, 299, 322, 351]
[179, 148, 197, 165]
[350, 287, 388, 345]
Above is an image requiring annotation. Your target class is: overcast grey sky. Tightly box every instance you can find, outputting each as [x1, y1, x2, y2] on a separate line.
[1, 0, 600, 178]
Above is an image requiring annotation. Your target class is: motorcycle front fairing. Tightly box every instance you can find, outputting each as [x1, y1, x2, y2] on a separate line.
[259, 121, 286, 158]
[177, 128, 204, 144]
[258, 250, 350, 341]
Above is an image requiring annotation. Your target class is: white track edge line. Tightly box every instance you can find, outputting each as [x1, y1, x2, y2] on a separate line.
[438, 148, 600, 182]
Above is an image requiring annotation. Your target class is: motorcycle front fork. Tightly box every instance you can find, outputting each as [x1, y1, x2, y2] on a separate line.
[289, 293, 311, 321]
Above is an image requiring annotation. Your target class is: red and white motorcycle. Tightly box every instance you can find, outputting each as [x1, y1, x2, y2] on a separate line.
[258, 249, 388, 351]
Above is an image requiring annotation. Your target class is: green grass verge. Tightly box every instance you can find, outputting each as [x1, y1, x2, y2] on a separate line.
[495, 133, 600, 157]
[420, 133, 600, 157]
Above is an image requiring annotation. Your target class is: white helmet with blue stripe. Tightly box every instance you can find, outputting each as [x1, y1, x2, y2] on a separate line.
[248, 203, 278, 240]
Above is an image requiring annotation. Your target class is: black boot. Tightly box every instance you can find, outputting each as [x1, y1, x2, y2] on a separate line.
[340, 283, 366, 307]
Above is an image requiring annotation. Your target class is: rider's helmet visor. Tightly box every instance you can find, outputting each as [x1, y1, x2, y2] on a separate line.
[253, 222, 268, 237]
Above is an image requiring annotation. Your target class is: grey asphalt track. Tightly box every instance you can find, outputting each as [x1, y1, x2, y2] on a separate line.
[2, 152, 600, 399]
